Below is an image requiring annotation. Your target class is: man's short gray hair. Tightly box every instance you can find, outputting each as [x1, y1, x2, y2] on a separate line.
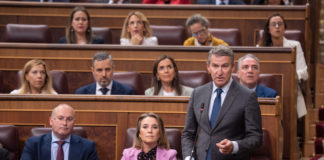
[237, 54, 260, 71]
[186, 14, 209, 33]
[207, 45, 234, 65]
[92, 51, 114, 67]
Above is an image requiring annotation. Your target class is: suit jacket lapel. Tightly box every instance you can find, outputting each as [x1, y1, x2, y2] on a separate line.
[201, 82, 213, 131]
[156, 147, 166, 159]
[69, 134, 81, 159]
[42, 134, 52, 160]
[212, 81, 239, 131]
[111, 80, 118, 95]
[88, 83, 96, 94]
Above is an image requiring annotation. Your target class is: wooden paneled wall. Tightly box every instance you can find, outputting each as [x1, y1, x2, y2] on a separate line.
[0, 95, 281, 160]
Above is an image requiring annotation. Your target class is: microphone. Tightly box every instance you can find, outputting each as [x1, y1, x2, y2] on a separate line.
[189, 103, 205, 160]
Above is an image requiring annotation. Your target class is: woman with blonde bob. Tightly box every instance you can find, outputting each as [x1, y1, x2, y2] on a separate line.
[10, 59, 57, 94]
[120, 11, 158, 46]
[121, 112, 177, 160]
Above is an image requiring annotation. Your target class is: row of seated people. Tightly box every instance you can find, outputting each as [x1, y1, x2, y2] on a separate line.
[18, 0, 305, 5]
[0, 9, 305, 51]
[1, 51, 281, 98]
[0, 107, 273, 160]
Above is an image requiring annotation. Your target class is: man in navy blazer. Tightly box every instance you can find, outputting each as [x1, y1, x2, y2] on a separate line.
[75, 51, 134, 95]
[237, 54, 277, 98]
[20, 104, 99, 160]
[197, 0, 245, 5]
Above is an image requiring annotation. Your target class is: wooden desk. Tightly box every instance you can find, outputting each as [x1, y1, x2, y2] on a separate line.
[0, 1, 309, 48]
[0, 94, 281, 160]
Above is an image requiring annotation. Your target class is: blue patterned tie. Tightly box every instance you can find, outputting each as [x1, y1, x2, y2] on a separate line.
[206, 88, 223, 160]
[210, 88, 223, 128]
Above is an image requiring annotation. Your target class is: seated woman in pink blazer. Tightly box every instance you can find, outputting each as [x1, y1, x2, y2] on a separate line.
[121, 112, 177, 160]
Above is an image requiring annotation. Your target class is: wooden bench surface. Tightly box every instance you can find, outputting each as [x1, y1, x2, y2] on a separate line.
[0, 94, 281, 160]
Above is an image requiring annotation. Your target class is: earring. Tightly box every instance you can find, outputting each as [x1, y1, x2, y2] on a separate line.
[87, 28, 90, 32]
[70, 28, 74, 32]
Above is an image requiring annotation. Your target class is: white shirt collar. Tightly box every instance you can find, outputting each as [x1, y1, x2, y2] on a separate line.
[96, 81, 113, 95]
[216, 0, 228, 5]
[51, 131, 71, 143]
[212, 77, 233, 94]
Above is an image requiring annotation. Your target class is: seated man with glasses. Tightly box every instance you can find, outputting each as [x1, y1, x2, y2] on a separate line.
[184, 14, 229, 46]
[20, 104, 99, 160]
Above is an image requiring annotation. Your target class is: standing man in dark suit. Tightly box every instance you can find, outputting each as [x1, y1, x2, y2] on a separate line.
[237, 53, 278, 98]
[197, 0, 245, 5]
[181, 45, 262, 160]
[75, 51, 134, 95]
[20, 104, 99, 160]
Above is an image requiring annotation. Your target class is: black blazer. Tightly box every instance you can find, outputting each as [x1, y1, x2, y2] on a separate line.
[58, 37, 105, 44]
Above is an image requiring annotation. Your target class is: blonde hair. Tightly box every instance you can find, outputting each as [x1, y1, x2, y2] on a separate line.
[133, 112, 170, 150]
[19, 59, 55, 94]
[120, 11, 153, 39]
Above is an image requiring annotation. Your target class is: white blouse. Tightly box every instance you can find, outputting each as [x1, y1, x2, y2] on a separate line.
[120, 36, 158, 46]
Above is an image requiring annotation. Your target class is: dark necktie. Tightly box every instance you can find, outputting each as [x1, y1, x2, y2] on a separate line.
[56, 141, 65, 160]
[210, 88, 223, 128]
[206, 88, 223, 160]
[220, 0, 225, 5]
[99, 88, 109, 95]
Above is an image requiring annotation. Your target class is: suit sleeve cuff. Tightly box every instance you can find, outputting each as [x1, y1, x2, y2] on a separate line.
[232, 141, 239, 154]
[185, 156, 194, 160]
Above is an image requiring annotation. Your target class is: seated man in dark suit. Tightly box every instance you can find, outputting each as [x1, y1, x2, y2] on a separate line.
[237, 53, 277, 98]
[20, 104, 99, 160]
[76, 51, 134, 95]
[197, 0, 245, 5]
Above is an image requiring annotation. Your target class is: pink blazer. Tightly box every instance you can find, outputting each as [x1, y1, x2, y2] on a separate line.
[121, 147, 177, 160]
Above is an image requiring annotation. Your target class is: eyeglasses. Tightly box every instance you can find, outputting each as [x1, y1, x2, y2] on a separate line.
[192, 28, 206, 37]
[270, 22, 284, 27]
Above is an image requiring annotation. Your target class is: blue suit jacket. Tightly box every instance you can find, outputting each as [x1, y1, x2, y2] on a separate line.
[255, 84, 277, 98]
[75, 80, 134, 95]
[20, 133, 98, 160]
[58, 37, 105, 44]
[197, 0, 245, 4]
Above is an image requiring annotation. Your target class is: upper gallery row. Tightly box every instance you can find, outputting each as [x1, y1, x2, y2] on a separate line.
[1, 6, 304, 49]
[21, 0, 299, 5]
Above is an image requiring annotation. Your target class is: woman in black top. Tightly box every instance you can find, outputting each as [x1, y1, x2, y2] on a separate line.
[59, 6, 104, 44]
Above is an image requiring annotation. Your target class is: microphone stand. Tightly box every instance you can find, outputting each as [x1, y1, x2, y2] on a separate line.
[189, 103, 205, 160]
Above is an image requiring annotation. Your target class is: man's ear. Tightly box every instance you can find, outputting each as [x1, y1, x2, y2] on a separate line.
[49, 116, 53, 126]
[206, 63, 210, 74]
